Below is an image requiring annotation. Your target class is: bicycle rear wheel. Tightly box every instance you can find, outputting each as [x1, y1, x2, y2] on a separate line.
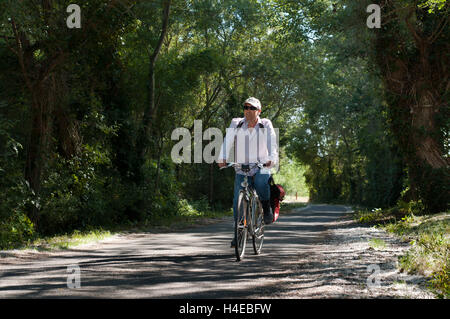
[252, 198, 264, 255]
[235, 191, 248, 261]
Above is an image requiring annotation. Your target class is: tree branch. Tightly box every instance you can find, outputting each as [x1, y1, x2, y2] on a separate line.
[149, 0, 171, 64]
[428, 12, 449, 43]
[0, 34, 18, 55]
[38, 52, 66, 84]
[404, 6, 423, 46]
[10, 18, 33, 92]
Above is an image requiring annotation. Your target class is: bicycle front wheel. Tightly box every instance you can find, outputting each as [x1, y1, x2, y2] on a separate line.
[235, 191, 248, 261]
[252, 198, 264, 255]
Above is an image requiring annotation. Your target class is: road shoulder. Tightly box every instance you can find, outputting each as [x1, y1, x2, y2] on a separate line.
[261, 210, 436, 298]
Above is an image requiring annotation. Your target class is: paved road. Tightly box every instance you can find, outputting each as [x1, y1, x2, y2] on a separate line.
[0, 204, 350, 298]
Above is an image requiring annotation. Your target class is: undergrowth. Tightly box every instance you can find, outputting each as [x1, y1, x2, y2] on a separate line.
[355, 200, 449, 298]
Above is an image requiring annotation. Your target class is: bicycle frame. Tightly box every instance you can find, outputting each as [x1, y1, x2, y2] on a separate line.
[240, 174, 259, 233]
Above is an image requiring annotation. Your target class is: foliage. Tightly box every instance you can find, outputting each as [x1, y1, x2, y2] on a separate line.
[369, 0, 449, 213]
[399, 231, 449, 298]
[358, 207, 449, 298]
[37, 148, 112, 235]
[0, 0, 447, 250]
[0, 209, 35, 250]
[355, 200, 429, 226]
[286, 46, 404, 207]
[28, 229, 112, 251]
[355, 208, 386, 224]
[0, 103, 36, 248]
[275, 154, 308, 197]
[419, 0, 448, 12]
[368, 238, 387, 250]
[429, 263, 449, 299]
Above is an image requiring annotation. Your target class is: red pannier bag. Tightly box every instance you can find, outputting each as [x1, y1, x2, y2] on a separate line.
[269, 176, 285, 222]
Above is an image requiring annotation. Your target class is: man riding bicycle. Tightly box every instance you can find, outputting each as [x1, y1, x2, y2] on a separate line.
[217, 97, 278, 247]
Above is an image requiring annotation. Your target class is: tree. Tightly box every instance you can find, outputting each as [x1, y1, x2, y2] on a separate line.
[0, 0, 134, 225]
[139, 0, 172, 161]
[280, 0, 448, 212]
[370, 0, 449, 212]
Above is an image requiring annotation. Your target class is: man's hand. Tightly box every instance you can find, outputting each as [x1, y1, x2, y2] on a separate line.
[218, 160, 227, 168]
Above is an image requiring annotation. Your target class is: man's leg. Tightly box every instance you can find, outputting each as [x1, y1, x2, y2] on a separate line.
[253, 171, 270, 201]
[254, 171, 273, 224]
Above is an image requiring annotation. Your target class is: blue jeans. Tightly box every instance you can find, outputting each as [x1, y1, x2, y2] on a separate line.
[233, 170, 270, 221]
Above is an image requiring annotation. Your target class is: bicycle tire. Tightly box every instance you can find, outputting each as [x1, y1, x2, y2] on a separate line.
[235, 191, 248, 261]
[252, 197, 264, 255]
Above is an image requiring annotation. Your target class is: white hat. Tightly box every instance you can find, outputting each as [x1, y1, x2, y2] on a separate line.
[243, 97, 261, 110]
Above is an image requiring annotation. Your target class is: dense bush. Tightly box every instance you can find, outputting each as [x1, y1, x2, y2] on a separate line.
[0, 114, 36, 248]
[0, 180, 36, 249]
[37, 148, 113, 235]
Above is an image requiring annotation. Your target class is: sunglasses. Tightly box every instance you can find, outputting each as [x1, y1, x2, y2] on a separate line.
[243, 105, 259, 111]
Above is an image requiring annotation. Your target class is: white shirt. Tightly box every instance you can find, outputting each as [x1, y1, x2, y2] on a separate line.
[218, 117, 278, 175]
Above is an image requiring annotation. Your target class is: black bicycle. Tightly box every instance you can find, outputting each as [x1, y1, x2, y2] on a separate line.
[221, 162, 266, 261]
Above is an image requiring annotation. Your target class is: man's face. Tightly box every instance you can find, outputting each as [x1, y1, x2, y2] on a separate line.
[243, 104, 261, 122]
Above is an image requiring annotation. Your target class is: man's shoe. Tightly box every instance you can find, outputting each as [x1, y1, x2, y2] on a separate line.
[230, 237, 236, 248]
[261, 200, 273, 224]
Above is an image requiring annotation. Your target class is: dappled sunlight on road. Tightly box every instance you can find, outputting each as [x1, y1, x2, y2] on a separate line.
[0, 204, 351, 298]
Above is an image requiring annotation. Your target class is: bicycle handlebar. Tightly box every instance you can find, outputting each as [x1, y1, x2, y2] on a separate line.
[219, 162, 267, 171]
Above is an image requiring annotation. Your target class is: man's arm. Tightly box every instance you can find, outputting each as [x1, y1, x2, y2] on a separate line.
[218, 159, 227, 168]
[265, 119, 278, 166]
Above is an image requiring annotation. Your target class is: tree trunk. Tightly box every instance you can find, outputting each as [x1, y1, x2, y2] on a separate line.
[412, 88, 448, 169]
[25, 84, 52, 224]
[53, 72, 81, 159]
[139, 0, 171, 161]
[374, 2, 449, 213]
[9, 9, 71, 224]
[154, 135, 164, 192]
[209, 163, 214, 205]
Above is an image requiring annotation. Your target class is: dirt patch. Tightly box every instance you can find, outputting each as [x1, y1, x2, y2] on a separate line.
[257, 213, 436, 298]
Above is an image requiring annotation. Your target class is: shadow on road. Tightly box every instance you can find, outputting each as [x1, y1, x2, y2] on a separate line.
[0, 204, 351, 298]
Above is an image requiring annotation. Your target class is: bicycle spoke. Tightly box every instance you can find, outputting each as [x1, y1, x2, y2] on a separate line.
[252, 198, 264, 255]
[235, 191, 248, 261]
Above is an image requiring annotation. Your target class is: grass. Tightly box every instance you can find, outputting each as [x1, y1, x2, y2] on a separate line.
[354, 204, 449, 299]
[280, 201, 308, 212]
[2, 192, 304, 252]
[2, 206, 233, 252]
[390, 213, 450, 299]
[142, 208, 232, 231]
[3, 197, 303, 258]
[29, 200, 297, 249]
[368, 238, 387, 250]
[25, 229, 112, 251]
[354, 207, 397, 224]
